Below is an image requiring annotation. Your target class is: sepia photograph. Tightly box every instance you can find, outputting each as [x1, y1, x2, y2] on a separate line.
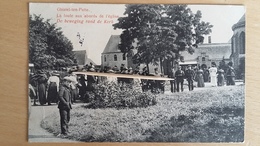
[28, 3, 245, 142]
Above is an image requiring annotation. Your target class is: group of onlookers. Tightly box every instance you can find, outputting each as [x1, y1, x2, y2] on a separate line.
[28, 61, 237, 105]
[168, 61, 236, 93]
[29, 69, 79, 106]
[28, 61, 236, 137]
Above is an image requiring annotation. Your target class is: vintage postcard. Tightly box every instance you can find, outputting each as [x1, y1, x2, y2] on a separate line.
[28, 3, 245, 142]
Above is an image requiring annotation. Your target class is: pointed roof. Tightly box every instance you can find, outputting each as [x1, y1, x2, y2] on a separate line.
[238, 14, 245, 23]
[102, 35, 121, 54]
[232, 14, 245, 30]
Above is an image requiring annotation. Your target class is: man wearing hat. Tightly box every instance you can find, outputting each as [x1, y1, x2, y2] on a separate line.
[175, 66, 185, 92]
[168, 67, 176, 93]
[86, 67, 96, 94]
[185, 65, 195, 91]
[58, 76, 73, 136]
[46, 71, 60, 105]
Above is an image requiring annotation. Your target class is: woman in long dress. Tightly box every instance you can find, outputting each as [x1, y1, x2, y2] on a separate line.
[196, 69, 205, 87]
[37, 70, 48, 105]
[46, 72, 60, 105]
[209, 65, 218, 87]
[217, 69, 225, 86]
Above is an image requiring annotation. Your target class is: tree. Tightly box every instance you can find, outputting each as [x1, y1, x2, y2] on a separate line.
[29, 15, 76, 69]
[113, 4, 213, 72]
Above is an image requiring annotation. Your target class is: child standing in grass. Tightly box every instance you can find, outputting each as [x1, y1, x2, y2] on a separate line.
[57, 76, 73, 136]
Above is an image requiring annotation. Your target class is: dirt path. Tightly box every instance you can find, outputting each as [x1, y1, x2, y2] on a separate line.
[28, 104, 77, 142]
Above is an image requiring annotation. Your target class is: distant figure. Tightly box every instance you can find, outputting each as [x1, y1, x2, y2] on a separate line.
[29, 71, 38, 105]
[196, 69, 205, 87]
[226, 62, 236, 86]
[168, 67, 176, 93]
[47, 72, 60, 105]
[29, 83, 36, 107]
[37, 70, 48, 105]
[128, 67, 133, 75]
[68, 71, 79, 104]
[113, 65, 119, 72]
[134, 66, 140, 75]
[89, 62, 94, 70]
[217, 69, 225, 86]
[152, 68, 164, 93]
[175, 66, 185, 92]
[141, 66, 149, 92]
[127, 67, 134, 85]
[78, 75, 87, 100]
[203, 68, 210, 82]
[209, 64, 218, 87]
[86, 68, 96, 92]
[185, 65, 195, 91]
[120, 64, 125, 73]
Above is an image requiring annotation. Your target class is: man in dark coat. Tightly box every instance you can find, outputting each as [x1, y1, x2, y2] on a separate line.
[185, 65, 195, 91]
[78, 75, 87, 100]
[175, 66, 185, 92]
[86, 68, 97, 92]
[226, 62, 236, 85]
[141, 66, 149, 92]
[58, 76, 73, 136]
[168, 67, 176, 93]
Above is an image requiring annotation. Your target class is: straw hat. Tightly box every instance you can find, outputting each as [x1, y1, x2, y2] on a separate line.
[89, 68, 95, 72]
[63, 76, 74, 82]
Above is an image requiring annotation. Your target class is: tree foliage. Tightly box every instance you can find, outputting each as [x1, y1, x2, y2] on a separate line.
[29, 15, 76, 69]
[113, 4, 213, 69]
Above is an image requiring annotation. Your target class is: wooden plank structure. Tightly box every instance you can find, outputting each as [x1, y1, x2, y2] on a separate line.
[73, 71, 175, 81]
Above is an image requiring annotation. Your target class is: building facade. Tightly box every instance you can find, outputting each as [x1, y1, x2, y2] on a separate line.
[180, 43, 232, 69]
[101, 35, 128, 69]
[101, 35, 232, 75]
[230, 14, 245, 77]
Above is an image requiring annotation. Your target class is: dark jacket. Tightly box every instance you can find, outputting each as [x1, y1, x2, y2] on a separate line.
[185, 69, 195, 80]
[58, 85, 72, 110]
[175, 70, 185, 81]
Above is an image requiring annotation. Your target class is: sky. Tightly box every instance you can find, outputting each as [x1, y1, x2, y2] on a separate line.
[29, 3, 245, 65]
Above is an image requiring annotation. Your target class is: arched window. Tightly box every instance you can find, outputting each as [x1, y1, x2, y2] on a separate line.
[231, 37, 235, 54]
[114, 54, 117, 61]
[239, 32, 245, 54]
[123, 54, 126, 60]
[104, 56, 106, 62]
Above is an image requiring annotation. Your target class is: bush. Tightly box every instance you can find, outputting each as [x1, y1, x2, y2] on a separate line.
[84, 80, 157, 109]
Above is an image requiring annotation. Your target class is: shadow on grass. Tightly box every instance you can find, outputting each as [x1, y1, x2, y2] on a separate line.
[144, 106, 244, 142]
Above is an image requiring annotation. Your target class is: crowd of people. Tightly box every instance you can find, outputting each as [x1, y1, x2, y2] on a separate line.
[28, 61, 236, 136]
[28, 61, 237, 106]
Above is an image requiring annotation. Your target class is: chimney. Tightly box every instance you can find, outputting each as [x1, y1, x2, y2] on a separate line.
[208, 36, 211, 43]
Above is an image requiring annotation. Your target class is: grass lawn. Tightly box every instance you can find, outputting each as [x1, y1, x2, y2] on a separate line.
[41, 84, 244, 142]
